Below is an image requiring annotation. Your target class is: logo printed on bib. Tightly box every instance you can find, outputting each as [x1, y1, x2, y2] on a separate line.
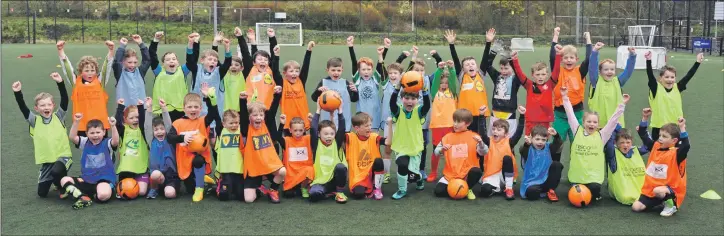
[451, 144, 469, 158]
[221, 134, 240, 148]
[646, 163, 668, 179]
[252, 134, 272, 150]
[462, 82, 474, 91]
[289, 147, 309, 162]
[357, 149, 373, 168]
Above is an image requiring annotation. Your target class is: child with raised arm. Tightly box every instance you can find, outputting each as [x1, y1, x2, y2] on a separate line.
[519, 125, 564, 201]
[113, 34, 151, 104]
[432, 109, 487, 200]
[143, 98, 179, 199]
[550, 28, 592, 141]
[149, 32, 195, 121]
[310, 57, 359, 132]
[308, 101, 348, 203]
[278, 114, 314, 199]
[166, 84, 219, 202]
[605, 109, 648, 205]
[346, 112, 389, 200]
[389, 83, 431, 200]
[188, 33, 232, 121]
[478, 105, 526, 200]
[61, 115, 119, 209]
[445, 29, 491, 131]
[588, 43, 637, 128]
[12, 73, 72, 198]
[347, 36, 388, 132]
[57, 40, 114, 135]
[114, 98, 149, 198]
[561, 86, 628, 202]
[244, 28, 278, 109]
[426, 61, 458, 182]
[482, 28, 523, 138]
[511, 45, 562, 135]
[275, 41, 314, 132]
[633, 114, 690, 217]
[645, 51, 703, 141]
[239, 87, 286, 203]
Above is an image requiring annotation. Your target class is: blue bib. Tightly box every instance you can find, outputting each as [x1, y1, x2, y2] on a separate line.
[150, 138, 177, 174]
[80, 138, 116, 185]
[520, 144, 553, 198]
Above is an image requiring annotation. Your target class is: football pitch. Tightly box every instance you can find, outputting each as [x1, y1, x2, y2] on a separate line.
[1, 43, 723, 235]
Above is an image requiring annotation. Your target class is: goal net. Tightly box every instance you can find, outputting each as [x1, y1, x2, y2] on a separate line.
[627, 25, 657, 47]
[510, 38, 535, 52]
[255, 23, 303, 46]
[616, 46, 667, 70]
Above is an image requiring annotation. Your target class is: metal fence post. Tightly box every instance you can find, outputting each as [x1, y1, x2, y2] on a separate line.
[136, 0, 139, 34]
[81, 0, 85, 43]
[54, 0, 57, 43]
[108, 0, 111, 41]
[26, 0, 30, 44]
[164, 0, 167, 44]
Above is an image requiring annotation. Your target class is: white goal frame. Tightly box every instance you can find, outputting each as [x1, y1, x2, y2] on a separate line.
[628, 25, 657, 47]
[616, 46, 667, 70]
[510, 38, 535, 52]
[255, 22, 303, 46]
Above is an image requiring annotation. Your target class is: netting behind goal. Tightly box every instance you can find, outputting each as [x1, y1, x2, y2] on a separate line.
[627, 25, 657, 47]
[255, 23, 303, 46]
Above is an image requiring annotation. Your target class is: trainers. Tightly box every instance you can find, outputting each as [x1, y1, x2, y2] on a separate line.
[660, 205, 678, 217]
[383, 173, 390, 184]
[335, 192, 348, 204]
[59, 192, 69, 200]
[115, 192, 122, 199]
[416, 179, 425, 190]
[268, 189, 281, 204]
[147, 189, 158, 199]
[547, 189, 559, 202]
[192, 187, 204, 202]
[301, 187, 310, 199]
[204, 175, 216, 185]
[257, 185, 270, 196]
[420, 170, 428, 180]
[391, 190, 407, 200]
[425, 173, 438, 183]
[467, 190, 477, 200]
[373, 189, 383, 200]
[504, 188, 515, 200]
[72, 196, 92, 210]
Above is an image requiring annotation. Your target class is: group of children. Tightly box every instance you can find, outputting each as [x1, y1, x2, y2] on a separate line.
[13, 26, 703, 217]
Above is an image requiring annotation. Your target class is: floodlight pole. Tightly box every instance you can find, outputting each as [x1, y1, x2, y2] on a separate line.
[213, 0, 217, 34]
[411, 0, 415, 32]
[576, 0, 581, 43]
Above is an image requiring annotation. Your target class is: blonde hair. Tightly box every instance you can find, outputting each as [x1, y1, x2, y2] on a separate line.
[583, 111, 599, 122]
[183, 93, 202, 106]
[412, 58, 426, 67]
[77, 56, 99, 73]
[200, 49, 219, 60]
[659, 65, 677, 76]
[124, 48, 137, 60]
[352, 112, 372, 127]
[223, 110, 240, 121]
[247, 101, 266, 114]
[562, 45, 578, 56]
[231, 56, 243, 66]
[34, 92, 54, 106]
[531, 62, 548, 74]
[283, 60, 301, 72]
[598, 59, 615, 70]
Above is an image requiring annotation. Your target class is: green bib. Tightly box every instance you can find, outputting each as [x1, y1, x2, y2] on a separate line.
[649, 83, 683, 128]
[568, 128, 605, 184]
[391, 105, 424, 156]
[117, 125, 149, 174]
[607, 148, 646, 205]
[153, 68, 187, 113]
[223, 72, 246, 112]
[215, 128, 243, 174]
[311, 140, 346, 185]
[589, 76, 624, 128]
[30, 114, 72, 164]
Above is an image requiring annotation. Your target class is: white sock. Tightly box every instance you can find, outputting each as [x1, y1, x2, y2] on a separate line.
[374, 174, 383, 189]
[66, 185, 82, 198]
[504, 176, 513, 189]
[383, 159, 391, 173]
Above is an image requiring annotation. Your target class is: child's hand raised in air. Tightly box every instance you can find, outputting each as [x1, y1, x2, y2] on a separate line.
[223, 38, 231, 48]
[377, 46, 385, 55]
[159, 99, 167, 109]
[131, 34, 143, 44]
[200, 83, 210, 97]
[402, 51, 411, 57]
[144, 97, 153, 110]
[511, 51, 519, 60]
[239, 91, 248, 100]
[56, 40, 65, 51]
[274, 86, 282, 94]
[553, 27, 560, 36]
[105, 40, 115, 51]
[517, 105, 527, 115]
[678, 117, 686, 131]
[696, 53, 704, 63]
[73, 113, 83, 121]
[154, 31, 164, 41]
[273, 45, 280, 56]
[438, 62, 445, 69]
[348, 83, 358, 92]
[50, 72, 63, 83]
[622, 94, 631, 104]
[642, 108, 652, 120]
[644, 51, 652, 60]
[554, 44, 563, 55]
[214, 31, 224, 43]
[593, 42, 605, 51]
[444, 29, 456, 44]
[120, 37, 128, 46]
[346, 36, 354, 47]
[384, 37, 391, 48]
[117, 98, 125, 105]
[411, 46, 419, 58]
[279, 114, 287, 125]
[308, 113, 313, 122]
[547, 127, 557, 137]
[479, 105, 488, 115]
[560, 86, 568, 97]
[583, 32, 591, 43]
[109, 117, 117, 126]
[246, 28, 256, 44]
[11, 81, 21, 92]
[307, 41, 316, 51]
[485, 28, 496, 42]
[267, 28, 275, 38]
[524, 135, 531, 144]
[628, 47, 636, 56]
[446, 60, 454, 68]
[429, 50, 437, 56]
[234, 27, 242, 37]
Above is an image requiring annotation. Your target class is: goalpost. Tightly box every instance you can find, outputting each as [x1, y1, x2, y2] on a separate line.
[618, 25, 667, 70]
[255, 23, 303, 46]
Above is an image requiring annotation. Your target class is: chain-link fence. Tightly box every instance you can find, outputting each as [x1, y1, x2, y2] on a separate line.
[2, 0, 723, 54]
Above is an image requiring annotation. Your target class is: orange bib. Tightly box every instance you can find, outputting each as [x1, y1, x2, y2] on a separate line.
[282, 135, 314, 191]
[458, 72, 490, 116]
[71, 76, 110, 131]
[171, 117, 211, 180]
[430, 90, 456, 128]
[346, 133, 382, 191]
[554, 66, 585, 107]
[245, 66, 275, 108]
[442, 131, 481, 180]
[243, 124, 282, 177]
[484, 137, 518, 179]
[641, 142, 687, 207]
[281, 78, 310, 130]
